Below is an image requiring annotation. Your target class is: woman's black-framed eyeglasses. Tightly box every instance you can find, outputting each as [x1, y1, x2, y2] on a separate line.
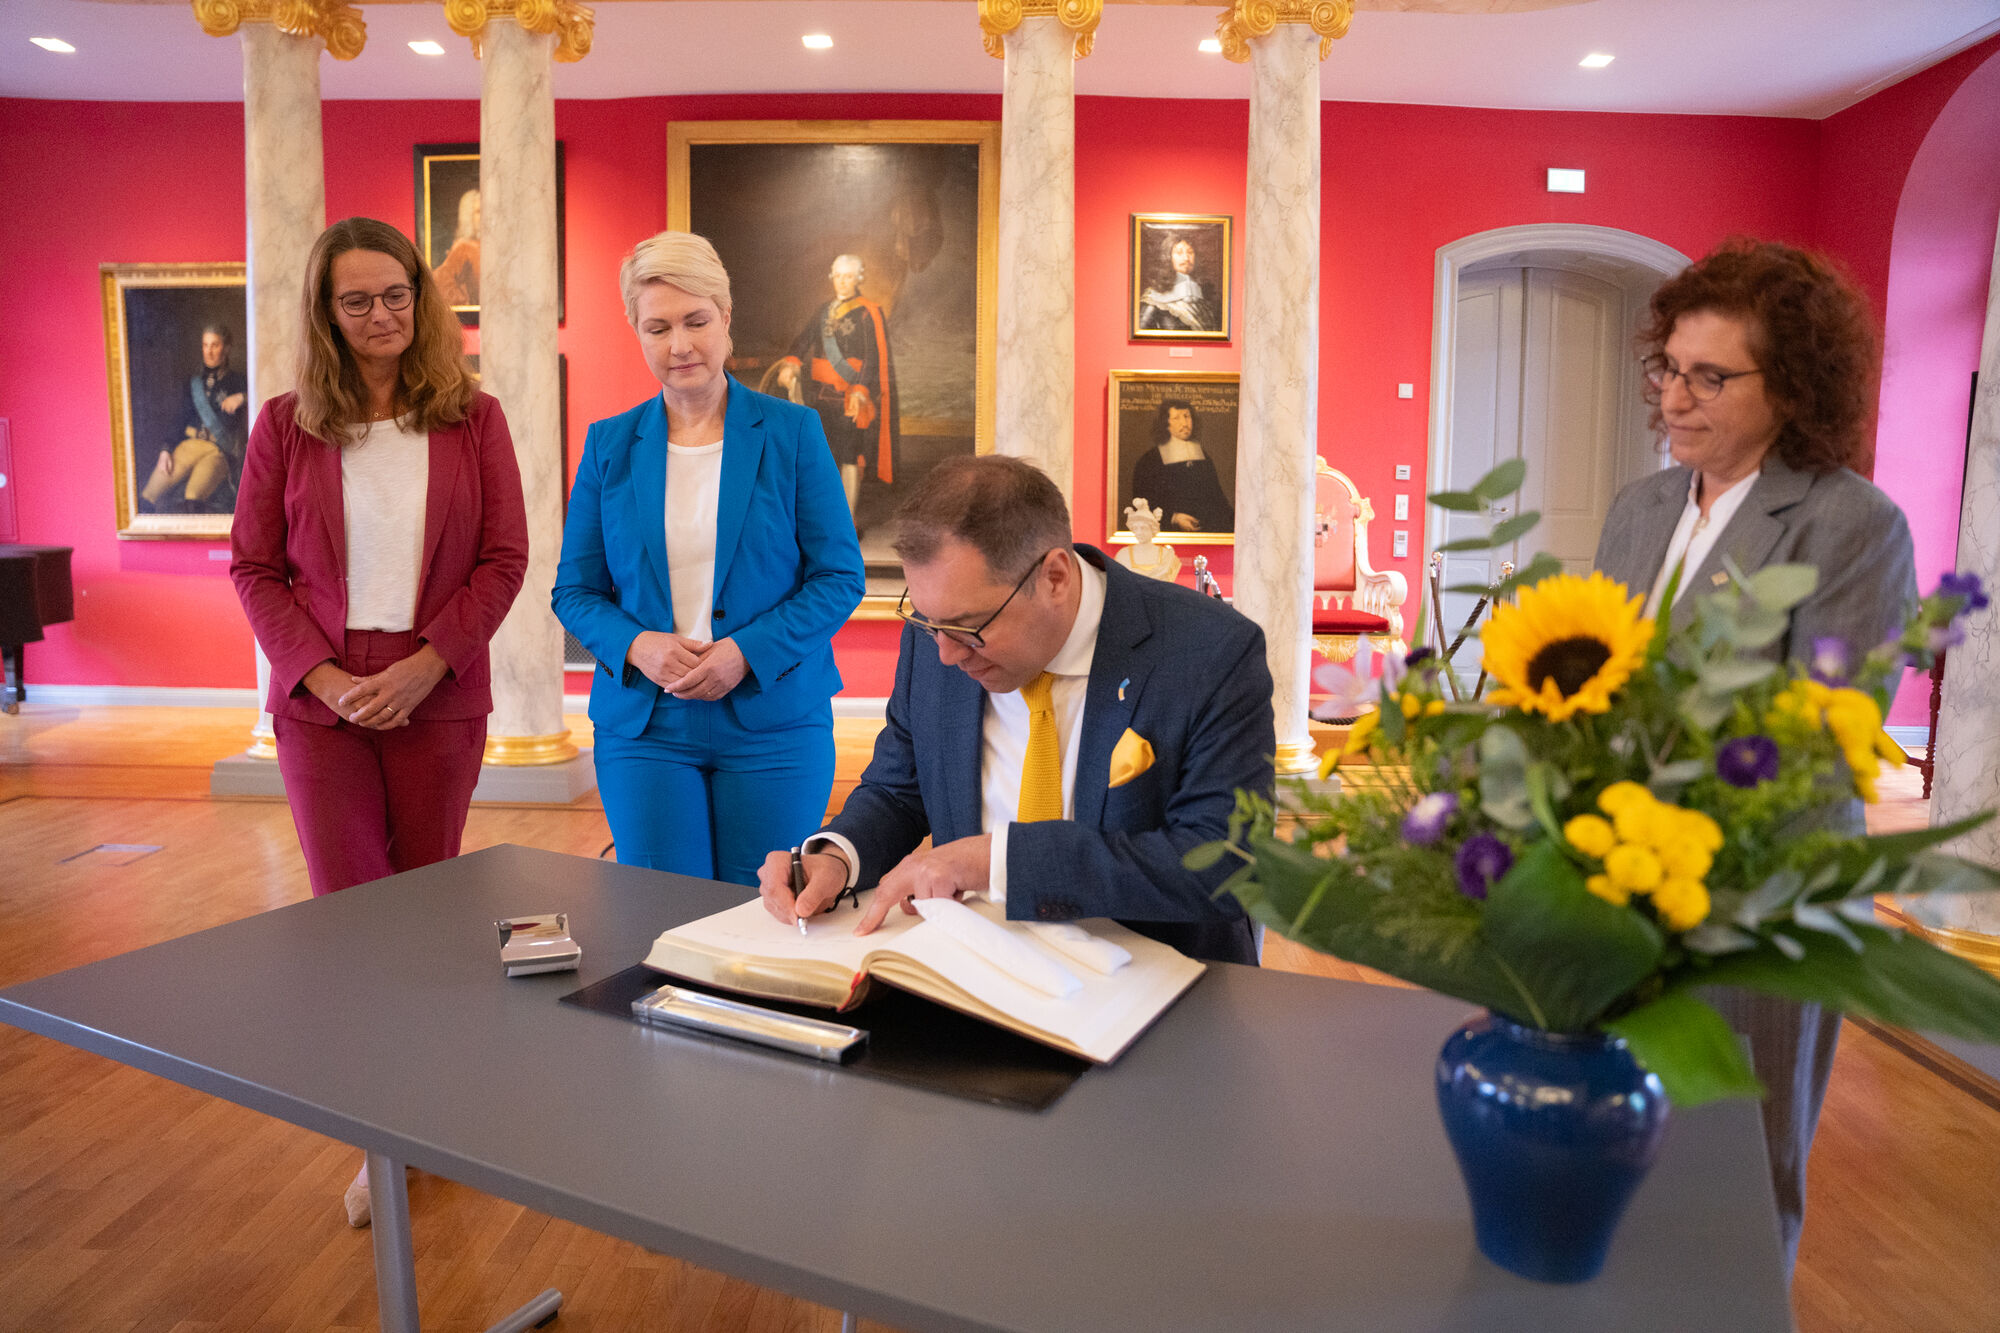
[896, 549, 1059, 650]
[1641, 354, 1762, 403]
[335, 285, 415, 317]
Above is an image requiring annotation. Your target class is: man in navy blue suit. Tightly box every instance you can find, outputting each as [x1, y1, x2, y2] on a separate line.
[757, 455, 1274, 965]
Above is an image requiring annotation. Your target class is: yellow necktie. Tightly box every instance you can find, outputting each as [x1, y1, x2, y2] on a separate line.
[1017, 671, 1063, 823]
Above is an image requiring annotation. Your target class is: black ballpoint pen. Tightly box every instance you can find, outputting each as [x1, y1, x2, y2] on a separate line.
[791, 845, 809, 936]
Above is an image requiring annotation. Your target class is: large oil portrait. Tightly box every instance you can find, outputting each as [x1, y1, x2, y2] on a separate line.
[1129, 213, 1232, 342]
[669, 119, 999, 613]
[1106, 370, 1239, 547]
[102, 262, 248, 540]
[414, 141, 567, 326]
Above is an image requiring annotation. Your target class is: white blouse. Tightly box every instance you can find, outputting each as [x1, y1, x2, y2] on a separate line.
[342, 418, 429, 631]
[664, 437, 725, 641]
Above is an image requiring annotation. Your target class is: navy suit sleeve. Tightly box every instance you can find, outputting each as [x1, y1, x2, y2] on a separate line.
[552, 420, 651, 685]
[1006, 620, 1275, 925]
[825, 623, 935, 886]
[727, 408, 866, 686]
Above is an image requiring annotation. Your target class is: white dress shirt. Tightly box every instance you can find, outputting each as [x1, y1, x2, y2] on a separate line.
[812, 555, 1108, 905]
[664, 434, 725, 641]
[342, 418, 429, 631]
[1642, 467, 1759, 620]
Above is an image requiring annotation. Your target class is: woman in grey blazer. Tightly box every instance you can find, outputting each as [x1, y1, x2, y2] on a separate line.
[1594, 238, 1917, 1278]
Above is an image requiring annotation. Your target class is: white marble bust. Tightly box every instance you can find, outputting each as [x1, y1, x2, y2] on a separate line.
[1115, 498, 1182, 582]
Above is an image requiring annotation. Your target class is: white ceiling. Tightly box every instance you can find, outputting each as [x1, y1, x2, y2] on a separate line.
[3, 0, 1998, 118]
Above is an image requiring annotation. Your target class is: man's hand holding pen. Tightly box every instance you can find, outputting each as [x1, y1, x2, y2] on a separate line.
[758, 848, 851, 928]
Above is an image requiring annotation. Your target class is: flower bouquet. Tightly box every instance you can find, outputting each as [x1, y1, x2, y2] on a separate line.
[1191, 460, 2000, 1282]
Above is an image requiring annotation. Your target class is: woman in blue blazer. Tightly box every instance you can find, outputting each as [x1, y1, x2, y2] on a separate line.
[554, 232, 865, 885]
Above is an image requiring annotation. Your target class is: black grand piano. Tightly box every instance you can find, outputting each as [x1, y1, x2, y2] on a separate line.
[0, 545, 74, 714]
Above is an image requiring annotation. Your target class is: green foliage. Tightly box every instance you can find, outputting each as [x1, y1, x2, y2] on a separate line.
[1189, 457, 2000, 1109]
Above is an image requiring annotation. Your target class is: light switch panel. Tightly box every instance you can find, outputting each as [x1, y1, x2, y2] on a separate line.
[1394, 494, 1409, 521]
[1394, 464, 1411, 481]
[1397, 383, 1414, 399]
[1392, 530, 1409, 559]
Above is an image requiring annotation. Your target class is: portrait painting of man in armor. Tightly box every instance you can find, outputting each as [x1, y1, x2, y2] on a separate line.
[672, 120, 999, 612]
[1129, 213, 1232, 342]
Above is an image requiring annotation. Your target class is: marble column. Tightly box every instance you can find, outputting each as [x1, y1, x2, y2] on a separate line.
[194, 4, 350, 764]
[982, 3, 1096, 500]
[452, 2, 588, 774]
[1221, 2, 1351, 775]
[1917, 210, 2000, 976]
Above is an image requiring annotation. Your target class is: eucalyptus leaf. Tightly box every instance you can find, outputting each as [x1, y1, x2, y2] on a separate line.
[1682, 922, 1761, 956]
[1489, 553, 1568, 602]
[1181, 840, 1230, 872]
[1770, 932, 1807, 961]
[1478, 726, 1534, 830]
[1698, 659, 1778, 694]
[1606, 992, 1762, 1107]
[1648, 758, 1710, 790]
[1735, 869, 1805, 925]
[1429, 490, 1485, 513]
[1744, 564, 1819, 613]
[1471, 458, 1528, 501]
[1731, 608, 1792, 651]
[1679, 687, 1731, 731]
[1791, 903, 1865, 952]
[1435, 534, 1509, 554]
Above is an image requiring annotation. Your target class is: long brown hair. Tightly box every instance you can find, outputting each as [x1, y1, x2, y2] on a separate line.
[294, 217, 475, 445]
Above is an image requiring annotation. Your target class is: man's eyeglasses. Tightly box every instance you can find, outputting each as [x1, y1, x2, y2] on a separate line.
[896, 549, 1057, 650]
[1642, 354, 1761, 403]
[335, 285, 415, 318]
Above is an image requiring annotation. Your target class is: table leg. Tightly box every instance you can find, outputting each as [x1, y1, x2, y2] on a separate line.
[368, 1151, 422, 1333]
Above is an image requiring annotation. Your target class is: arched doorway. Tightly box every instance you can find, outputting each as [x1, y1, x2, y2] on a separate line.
[1426, 224, 1689, 636]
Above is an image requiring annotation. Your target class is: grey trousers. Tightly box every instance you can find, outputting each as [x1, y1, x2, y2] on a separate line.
[1704, 986, 1843, 1279]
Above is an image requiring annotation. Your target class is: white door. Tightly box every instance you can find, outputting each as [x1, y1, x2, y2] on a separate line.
[1434, 265, 1625, 654]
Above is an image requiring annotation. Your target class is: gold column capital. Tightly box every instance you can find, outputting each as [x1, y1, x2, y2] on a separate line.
[1216, 0, 1353, 63]
[446, 0, 596, 63]
[192, 0, 367, 61]
[978, 0, 1103, 61]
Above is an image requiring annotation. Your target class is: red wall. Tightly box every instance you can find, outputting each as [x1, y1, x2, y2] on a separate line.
[0, 81, 1973, 702]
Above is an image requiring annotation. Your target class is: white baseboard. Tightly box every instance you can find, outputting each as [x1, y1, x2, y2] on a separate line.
[1885, 726, 1930, 751]
[14, 685, 892, 721]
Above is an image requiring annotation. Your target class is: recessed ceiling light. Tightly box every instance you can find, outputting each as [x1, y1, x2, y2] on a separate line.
[802, 33, 833, 50]
[409, 40, 446, 56]
[30, 37, 77, 54]
[1580, 52, 1614, 69]
[1198, 38, 1223, 55]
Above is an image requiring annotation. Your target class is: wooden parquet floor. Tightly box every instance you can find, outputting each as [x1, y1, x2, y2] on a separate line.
[0, 706, 1995, 1332]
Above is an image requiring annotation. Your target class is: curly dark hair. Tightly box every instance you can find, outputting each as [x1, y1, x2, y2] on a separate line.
[1638, 237, 1877, 474]
[1152, 398, 1196, 444]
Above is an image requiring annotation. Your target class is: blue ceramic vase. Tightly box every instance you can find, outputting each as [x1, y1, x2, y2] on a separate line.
[1435, 1011, 1669, 1283]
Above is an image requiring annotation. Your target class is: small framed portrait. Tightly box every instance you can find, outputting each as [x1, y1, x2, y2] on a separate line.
[1106, 370, 1239, 547]
[413, 141, 567, 326]
[1129, 213, 1231, 342]
[670, 119, 1000, 615]
[101, 262, 248, 540]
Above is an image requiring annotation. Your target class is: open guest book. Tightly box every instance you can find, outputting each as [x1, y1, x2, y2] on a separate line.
[641, 892, 1205, 1065]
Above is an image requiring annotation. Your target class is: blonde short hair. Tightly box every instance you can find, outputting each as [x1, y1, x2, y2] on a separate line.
[619, 230, 733, 326]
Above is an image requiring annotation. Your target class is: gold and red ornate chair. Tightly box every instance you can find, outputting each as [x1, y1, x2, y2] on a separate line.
[1312, 458, 1407, 664]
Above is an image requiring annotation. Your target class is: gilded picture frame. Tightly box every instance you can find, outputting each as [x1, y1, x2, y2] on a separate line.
[668, 119, 1000, 616]
[101, 262, 248, 540]
[414, 140, 567, 326]
[1106, 369, 1240, 547]
[1129, 213, 1232, 342]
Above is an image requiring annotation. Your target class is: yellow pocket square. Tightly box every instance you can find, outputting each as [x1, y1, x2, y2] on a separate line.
[1108, 728, 1155, 788]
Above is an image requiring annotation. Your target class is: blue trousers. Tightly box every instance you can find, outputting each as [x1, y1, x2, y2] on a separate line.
[594, 697, 835, 888]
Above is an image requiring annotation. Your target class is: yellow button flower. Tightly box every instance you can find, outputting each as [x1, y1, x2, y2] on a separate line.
[1604, 844, 1664, 893]
[1659, 841, 1714, 882]
[1565, 814, 1617, 859]
[1653, 877, 1711, 932]
[1400, 693, 1423, 719]
[1586, 874, 1629, 907]
[1597, 781, 1651, 816]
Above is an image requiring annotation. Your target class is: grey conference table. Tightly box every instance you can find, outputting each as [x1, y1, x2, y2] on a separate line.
[0, 843, 1794, 1332]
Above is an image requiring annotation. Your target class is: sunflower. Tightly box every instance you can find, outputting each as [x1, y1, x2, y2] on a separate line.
[1482, 571, 1653, 721]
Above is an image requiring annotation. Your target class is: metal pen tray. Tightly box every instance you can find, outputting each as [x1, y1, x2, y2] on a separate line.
[631, 983, 867, 1063]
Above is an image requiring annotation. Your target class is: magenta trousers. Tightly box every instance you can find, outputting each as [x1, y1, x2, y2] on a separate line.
[273, 629, 488, 897]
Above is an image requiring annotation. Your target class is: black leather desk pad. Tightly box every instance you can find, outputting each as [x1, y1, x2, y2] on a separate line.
[561, 964, 1089, 1112]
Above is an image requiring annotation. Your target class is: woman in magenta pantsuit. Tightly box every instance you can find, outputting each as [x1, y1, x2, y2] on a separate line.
[231, 216, 527, 897]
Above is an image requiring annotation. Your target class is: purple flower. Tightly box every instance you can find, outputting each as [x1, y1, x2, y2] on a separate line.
[1810, 637, 1848, 683]
[1404, 646, 1437, 669]
[1928, 622, 1966, 654]
[1455, 834, 1513, 901]
[1937, 571, 1990, 612]
[1716, 734, 1780, 788]
[1402, 792, 1459, 846]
